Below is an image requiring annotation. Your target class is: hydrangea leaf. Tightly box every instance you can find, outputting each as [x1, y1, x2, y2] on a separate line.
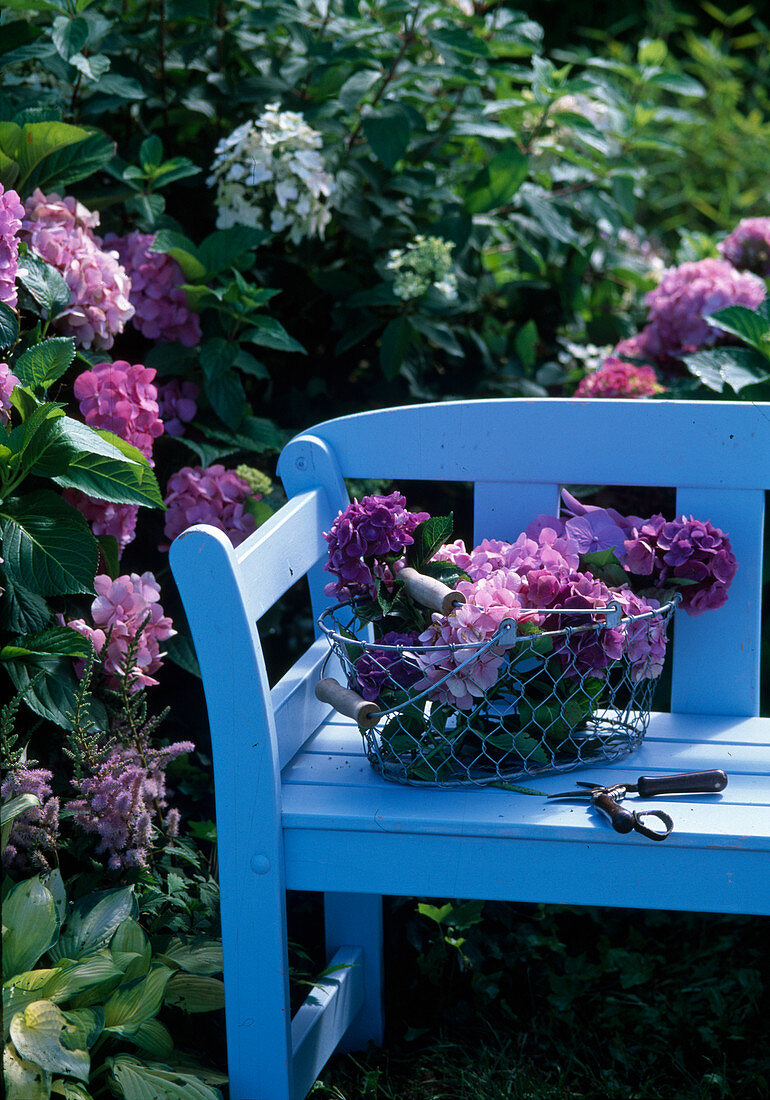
[0, 491, 98, 596]
[705, 302, 770, 356]
[51, 888, 138, 964]
[2, 877, 60, 981]
[12, 338, 76, 390]
[6, 655, 87, 729]
[148, 230, 206, 282]
[107, 1054, 223, 1100]
[16, 253, 71, 320]
[684, 347, 770, 393]
[465, 147, 528, 214]
[362, 104, 412, 170]
[0, 625, 93, 662]
[9, 1000, 90, 1082]
[0, 300, 19, 348]
[379, 315, 412, 380]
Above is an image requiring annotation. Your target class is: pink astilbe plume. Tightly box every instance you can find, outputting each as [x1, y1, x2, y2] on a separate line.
[162, 464, 258, 548]
[65, 741, 193, 870]
[1, 766, 60, 871]
[67, 572, 175, 691]
[0, 182, 24, 309]
[20, 189, 134, 349]
[105, 231, 202, 346]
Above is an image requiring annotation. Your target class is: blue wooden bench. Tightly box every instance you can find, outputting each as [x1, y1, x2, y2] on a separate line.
[170, 398, 770, 1100]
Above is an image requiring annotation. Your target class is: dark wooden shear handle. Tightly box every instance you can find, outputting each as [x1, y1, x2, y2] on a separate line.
[635, 770, 727, 797]
[592, 792, 636, 833]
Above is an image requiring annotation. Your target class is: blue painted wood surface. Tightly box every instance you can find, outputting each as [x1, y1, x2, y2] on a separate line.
[170, 398, 770, 1100]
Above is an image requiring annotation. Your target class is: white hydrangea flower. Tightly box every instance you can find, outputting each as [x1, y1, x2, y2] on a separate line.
[386, 235, 458, 302]
[208, 104, 335, 243]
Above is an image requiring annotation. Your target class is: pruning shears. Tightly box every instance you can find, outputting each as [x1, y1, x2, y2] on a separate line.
[547, 769, 728, 841]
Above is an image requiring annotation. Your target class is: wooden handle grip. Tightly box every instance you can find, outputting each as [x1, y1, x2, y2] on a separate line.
[398, 567, 466, 615]
[592, 792, 636, 834]
[315, 678, 380, 729]
[636, 770, 727, 797]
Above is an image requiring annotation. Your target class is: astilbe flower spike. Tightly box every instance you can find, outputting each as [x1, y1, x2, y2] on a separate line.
[0, 182, 25, 309]
[104, 231, 202, 346]
[65, 740, 193, 870]
[20, 189, 134, 349]
[162, 463, 258, 547]
[67, 572, 175, 691]
[323, 492, 430, 601]
[1, 766, 60, 871]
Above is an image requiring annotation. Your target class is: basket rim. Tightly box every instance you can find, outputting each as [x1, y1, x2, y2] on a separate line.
[318, 595, 679, 655]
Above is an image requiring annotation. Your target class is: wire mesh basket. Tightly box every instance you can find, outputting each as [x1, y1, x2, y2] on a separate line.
[318, 597, 678, 788]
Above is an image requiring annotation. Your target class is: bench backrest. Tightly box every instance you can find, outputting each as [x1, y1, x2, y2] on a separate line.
[170, 399, 768, 840]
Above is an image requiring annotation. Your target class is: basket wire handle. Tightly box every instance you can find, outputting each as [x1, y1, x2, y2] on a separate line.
[398, 567, 466, 615]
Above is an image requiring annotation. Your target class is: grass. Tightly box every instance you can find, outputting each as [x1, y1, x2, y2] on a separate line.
[296, 901, 769, 1100]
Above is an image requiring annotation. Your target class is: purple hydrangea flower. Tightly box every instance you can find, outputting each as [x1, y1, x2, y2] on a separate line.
[719, 217, 770, 276]
[624, 515, 738, 615]
[640, 258, 766, 359]
[104, 231, 202, 346]
[21, 189, 134, 349]
[63, 492, 139, 553]
[615, 588, 668, 681]
[324, 492, 430, 601]
[0, 183, 24, 309]
[575, 357, 665, 399]
[1, 766, 60, 871]
[157, 378, 199, 437]
[523, 489, 639, 564]
[65, 740, 193, 870]
[162, 463, 258, 548]
[1, 361, 21, 426]
[354, 630, 422, 701]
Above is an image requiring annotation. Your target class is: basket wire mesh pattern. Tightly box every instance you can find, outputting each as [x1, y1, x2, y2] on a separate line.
[319, 598, 678, 788]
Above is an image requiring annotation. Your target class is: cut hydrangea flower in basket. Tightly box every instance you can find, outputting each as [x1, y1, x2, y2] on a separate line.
[315, 491, 738, 788]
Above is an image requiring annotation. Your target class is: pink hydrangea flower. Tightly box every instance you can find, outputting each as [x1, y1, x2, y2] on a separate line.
[67, 571, 175, 690]
[1, 766, 60, 871]
[157, 378, 199, 437]
[640, 258, 766, 359]
[435, 529, 581, 583]
[63, 491, 139, 552]
[73, 360, 164, 461]
[104, 231, 202, 346]
[162, 463, 258, 547]
[65, 740, 193, 870]
[575, 357, 665, 398]
[0, 183, 24, 309]
[1, 361, 21, 426]
[20, 189, 134, 349]
[615, 588, 669, 681]
[324, 492, 430, 601]
[719, 217, 770, 276]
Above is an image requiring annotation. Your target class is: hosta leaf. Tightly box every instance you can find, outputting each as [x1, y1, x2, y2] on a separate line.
[43, 955, 124, 1005]
[52, 888, 138, 963]
[103, 968, 172, 1035]
[2, 1041, 52, 1099]
[125, 1019, 173, 1059]
[2, 877, 60, 981]
[158, 937, 223, 976]
[163, 974, 225, 1013]
[3, 969, 55, 1040]
[10, 1000, 90, 1082]
[0, 492, 98, 596]
[108, 1054, 223, 1100]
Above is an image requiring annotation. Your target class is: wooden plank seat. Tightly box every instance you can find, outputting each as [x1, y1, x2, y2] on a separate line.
[170, 398, 770, 1100]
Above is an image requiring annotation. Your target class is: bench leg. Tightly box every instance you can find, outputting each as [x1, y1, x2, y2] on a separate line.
[324, 892, 385, 1052]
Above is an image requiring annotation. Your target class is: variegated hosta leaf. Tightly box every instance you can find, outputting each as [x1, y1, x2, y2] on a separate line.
[2, 877, 60, 981]
[3, 1039, 52, 1099]
[108, 1054, 223, 1100]
[9, 1000, 90, 1082]
[3, 969, 58, 1041]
